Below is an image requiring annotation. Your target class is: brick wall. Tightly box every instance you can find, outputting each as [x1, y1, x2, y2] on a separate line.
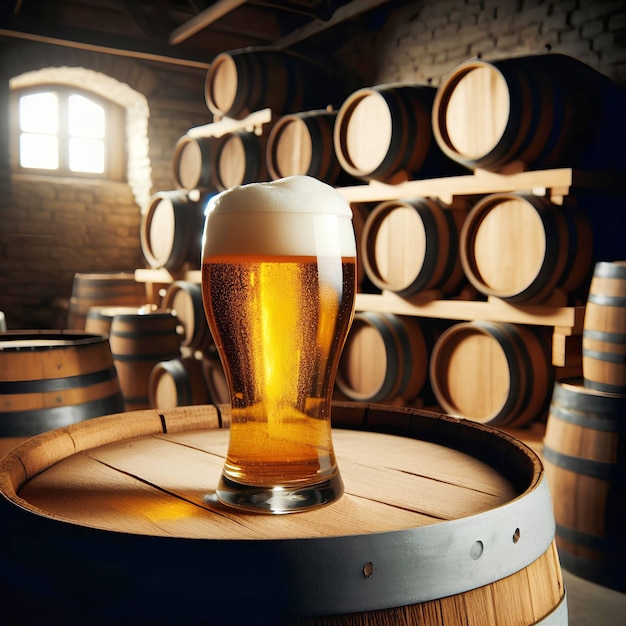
[0, 0, 625, 329]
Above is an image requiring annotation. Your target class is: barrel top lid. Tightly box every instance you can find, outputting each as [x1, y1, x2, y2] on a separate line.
[0, 330, 106, 351]
[206, 175, 352, 218]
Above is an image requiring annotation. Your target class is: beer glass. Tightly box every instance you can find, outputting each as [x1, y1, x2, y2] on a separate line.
[201, 176, 356, 513]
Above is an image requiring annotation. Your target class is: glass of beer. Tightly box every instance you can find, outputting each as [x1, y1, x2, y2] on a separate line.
[201, 176, 356, 514]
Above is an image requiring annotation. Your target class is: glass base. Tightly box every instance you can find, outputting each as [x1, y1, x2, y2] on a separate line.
[215, 471, 344, 514]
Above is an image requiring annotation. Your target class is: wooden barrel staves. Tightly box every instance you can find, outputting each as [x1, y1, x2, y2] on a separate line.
[333, 83, 467, 184]
[582, 261, 626, 394]
[140, 190, 208, 271]
[0, 330, 125, 438]
[172, 135, 219, 192]
[0, 403, 567, 625]
[266, 110, 350, 186]
[109, 311, 184, 411]
[148, 357, 210, 409]
[432, 53, 626, 172]
[543, 378, 626, 592]
[212, 129, 271, 191]
[205, 48, 338, 120]
[161, 281, 212, 354]
[84, 305, 151, 337]
[66, 271, 147, 330]
[361, 198, 466, 297]
[334, 312, 434, 404]
[429, 321, 554, 427]
[460, 193, 593, 304]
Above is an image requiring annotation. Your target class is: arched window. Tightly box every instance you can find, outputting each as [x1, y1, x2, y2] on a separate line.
[13, 84, 125, 180]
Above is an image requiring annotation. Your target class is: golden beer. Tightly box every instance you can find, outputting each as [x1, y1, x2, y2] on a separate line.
[201, 176, 356, 513]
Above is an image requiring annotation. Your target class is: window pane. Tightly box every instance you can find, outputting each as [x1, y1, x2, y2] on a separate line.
[69, 137, 105, 173]
[19, 92, 58, 134]
[20, 134, 59, 169]
[69, 94, 105, 138]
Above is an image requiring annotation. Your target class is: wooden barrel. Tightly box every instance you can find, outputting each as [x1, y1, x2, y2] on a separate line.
[333, 83, 467, 184]
[66, 272, 146, 330]
[432, 53, 626, 172]
[148, 357, 210, 409]
[362, 198, 465, 297]
[429, 321, 554, 426]
[205, 49, 336, 120]
[0, 403, 566, 626]
[109, 311, 184, 410]
[212, 130, 271, 191]
[543, 378, 626, 592]
[161, 281, 212, 353]
[0, 330, 125, 438]
[84, 305, 150, 337]
[140, 190, 207, 271]
[335, 312, 434, 404]
[172, 135, 219, 192]
[202, 356, 230, 405]
[0, 311, 6, 332]
[460, 193, 593, 304]
[582, 261, 626, 394]
[266, 110, 348, 186]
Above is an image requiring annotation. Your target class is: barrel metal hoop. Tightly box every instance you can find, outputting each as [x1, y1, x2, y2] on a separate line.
[159, 359, 193, 406]
[0, 367, 118, 394]
[274, 473, 556, 615]
[0, 394, 125, 437]
[587, 293, 626, 307]
[542, 445, 624, 481]
[584, 379, 626, 394]
[582, 347, 626, 364]
[592, 261, 626, 280]
[583, 328, 626, 345]
[549, 404, 625, 432]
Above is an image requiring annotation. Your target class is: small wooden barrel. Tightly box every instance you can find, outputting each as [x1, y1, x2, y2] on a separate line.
[432, 53, 626, 172]
[201, 356, 230, 404]
[205, 49, 336, 120]
[66, 272, 146, 330]
[582, 261, 626, 394]
[140, 190, 207, 271]
[109, 311, 184, 410]
[212, 130, 271, 191]
[85, 305, 149, 337]
[172, 135, 219, 192]
[0, 403, 566, 625]
[460, 193, 593, 304]
[266, 110, 347, 186]
[429, 321, 554, 426]
[0, 330, 125, 438]
[335, 312, 433, 404]
[543, 378, 626, 592]
[149, 357, 210, 409]
[333, 83, 467, 183]
[362, 198, 465, 297]
[161, 281, 212, 353]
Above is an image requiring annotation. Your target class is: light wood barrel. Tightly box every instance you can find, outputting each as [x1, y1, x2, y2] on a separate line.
[84, 305, 149, 337]
[66, 272, 146, 330]
[140, 190, 207, 271]
[543, 378, 626, 592]
[161, 281, 212, 353]
[333, 83, 467, 183]
[205, 49, 336, 120]
[432, 53, 626, 172]
[266, 110, 348, 186]
[212, 130, 271, 191]
[582, 261, 626, 393]
[430, 321, 554, 426]
[109, 311, 184, 410]
[335, 312, 434, 404]
[172, 135, 218, 192]
[149, 357, 210, 409]
[460, 193, 593, 304]
[362, 198, 465, 297]
[0, 330, 125, 437]
[0, 403, 566, 625]
[201, 356, 230, 405]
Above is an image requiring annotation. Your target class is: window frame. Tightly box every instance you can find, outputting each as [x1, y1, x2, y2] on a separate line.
[10, 84, 126, 181]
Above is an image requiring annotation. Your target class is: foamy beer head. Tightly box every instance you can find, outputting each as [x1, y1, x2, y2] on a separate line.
[202, 175, 356, 259]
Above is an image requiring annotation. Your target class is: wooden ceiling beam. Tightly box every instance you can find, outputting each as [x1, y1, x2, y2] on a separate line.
[169, 0, 248, 45]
